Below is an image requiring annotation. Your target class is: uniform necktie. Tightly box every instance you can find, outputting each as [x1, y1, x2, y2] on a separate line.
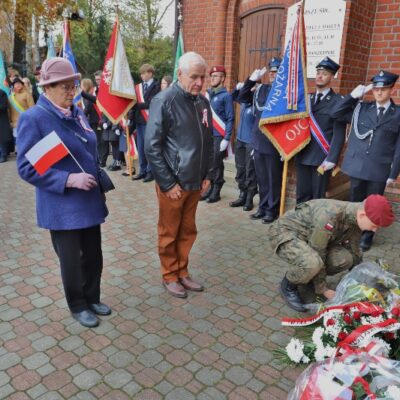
[143, 83, 148, 94]
[315, 93, 323, 105]
[377, 106, 385, 123]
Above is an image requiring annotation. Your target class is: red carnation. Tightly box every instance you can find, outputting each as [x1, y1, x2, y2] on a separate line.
[343, 315, 352, 324]
[353, 312, 361, 320]
[343, 306, 350, 313]
[338, 332, 347, 341]
[385, 332, 395, 340]
[391, 307, 400, 317]
[326, 318, 335, 326]
[371, 311, 382, 318]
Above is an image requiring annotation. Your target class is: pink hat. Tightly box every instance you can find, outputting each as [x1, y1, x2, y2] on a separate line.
[38, 57, 81, 86]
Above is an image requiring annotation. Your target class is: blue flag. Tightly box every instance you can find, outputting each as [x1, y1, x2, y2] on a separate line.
[0, 50, 10, 95]
[62, 21, 81, 105]
[258, 3, 310, 161]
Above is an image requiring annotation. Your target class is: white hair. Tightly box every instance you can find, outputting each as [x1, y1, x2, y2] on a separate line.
[178, 52, 207, 74]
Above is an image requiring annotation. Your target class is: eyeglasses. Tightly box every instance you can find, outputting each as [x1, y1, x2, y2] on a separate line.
[59, 83, 79, 92]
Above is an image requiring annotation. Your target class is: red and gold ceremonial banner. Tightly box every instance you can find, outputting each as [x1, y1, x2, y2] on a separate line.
[259, 3, 310, 161]
[97, 17, 136, 124]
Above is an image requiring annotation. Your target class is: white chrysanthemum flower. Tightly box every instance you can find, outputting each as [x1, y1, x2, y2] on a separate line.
[325, 324, 341, 341]
[312, 327, 324, 346]
[386, 385, 400, 399]
[301, 355, 310, 363]
[314, 346, 326, 362]
[360, 314, 384, 325]
[324, 345, 337, 358]
[286, 338, 305, 363]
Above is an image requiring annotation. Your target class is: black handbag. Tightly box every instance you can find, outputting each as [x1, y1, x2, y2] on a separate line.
[98, 167, 115, 193]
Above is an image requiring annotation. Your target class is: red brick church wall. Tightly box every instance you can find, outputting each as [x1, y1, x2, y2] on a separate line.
[182, 0, 400, 203]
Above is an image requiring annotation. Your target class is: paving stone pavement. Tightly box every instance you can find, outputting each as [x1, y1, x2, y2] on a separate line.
[1, 156, 400, 400]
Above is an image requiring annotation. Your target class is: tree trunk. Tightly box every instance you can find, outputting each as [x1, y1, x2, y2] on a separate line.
[12, 0, 28, 76]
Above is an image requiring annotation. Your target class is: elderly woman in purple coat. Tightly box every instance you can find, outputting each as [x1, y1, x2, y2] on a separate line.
[17, 58, 110, 328]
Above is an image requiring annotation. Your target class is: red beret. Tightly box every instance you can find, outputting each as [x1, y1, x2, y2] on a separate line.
[364, 194, 395, 227]
[209, 65, 226, 75]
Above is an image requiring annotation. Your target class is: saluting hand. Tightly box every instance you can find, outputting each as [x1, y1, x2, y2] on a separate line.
[249, 67, 267, 82]
[350, 84, 373, 99]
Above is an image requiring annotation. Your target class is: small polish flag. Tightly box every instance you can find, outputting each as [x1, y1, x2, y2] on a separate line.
[25, 131, 70, 175]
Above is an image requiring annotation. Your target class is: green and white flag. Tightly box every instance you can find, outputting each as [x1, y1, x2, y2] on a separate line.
[0, 50, 10, 95]
[173, 30, 184, 82]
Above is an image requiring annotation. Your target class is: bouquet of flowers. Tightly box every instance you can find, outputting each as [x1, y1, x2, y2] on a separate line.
[277, 302, 400, 365]
[306, 262, 400, 312]
[288, 343, 400, 400]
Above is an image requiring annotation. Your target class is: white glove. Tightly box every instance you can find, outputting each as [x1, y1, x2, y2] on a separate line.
[236, 82, 244, 90]
[249, 67, 267, 82]
[320, 160, 335, 171]
[220, 139, 229, 152]
[115, 129, 121, 136]
[350, 84, 373, 99]
[66, 173, 98, 191]
[386, 178, 395, 186]
[102, 123, 108, 130]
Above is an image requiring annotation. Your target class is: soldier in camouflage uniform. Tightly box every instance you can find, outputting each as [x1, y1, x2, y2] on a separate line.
[267, 195, 395, 312]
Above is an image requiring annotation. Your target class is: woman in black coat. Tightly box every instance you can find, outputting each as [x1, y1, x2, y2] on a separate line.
[0, 89, 12, 162]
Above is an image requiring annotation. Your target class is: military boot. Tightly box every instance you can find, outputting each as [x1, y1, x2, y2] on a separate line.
[199, 185, 213, 201]
[229, 191, 247, 207]
[207, 186, 221, 203]
[243, 191, 256, 211]
[279, 275, 306, 312]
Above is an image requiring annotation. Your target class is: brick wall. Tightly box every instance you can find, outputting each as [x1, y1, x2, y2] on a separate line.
[182, 0, 400, 203]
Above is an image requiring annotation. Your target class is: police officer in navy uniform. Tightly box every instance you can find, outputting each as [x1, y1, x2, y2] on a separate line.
[229, 82, 257, 211]
[237, 57, 283, 223]
[295, 57, 346, 204]
[201, 66, 234, 203]
[331, 70, 400, 251]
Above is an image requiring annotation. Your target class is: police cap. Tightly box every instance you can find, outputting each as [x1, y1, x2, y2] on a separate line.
[371, 70, 399, 88]
[316, 57, 340, 74]
[268, 57, 282, 72]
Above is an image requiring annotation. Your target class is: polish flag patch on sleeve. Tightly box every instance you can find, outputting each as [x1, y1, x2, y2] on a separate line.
[324, 222, 334, 231]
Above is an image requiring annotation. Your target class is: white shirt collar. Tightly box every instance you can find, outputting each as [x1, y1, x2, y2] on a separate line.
[315, 88, 330, 100]
[376, 101, 391, 114]
[144, 79, 153, 87]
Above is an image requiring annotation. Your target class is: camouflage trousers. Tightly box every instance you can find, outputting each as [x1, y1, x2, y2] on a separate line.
[276, 238, 354, 294]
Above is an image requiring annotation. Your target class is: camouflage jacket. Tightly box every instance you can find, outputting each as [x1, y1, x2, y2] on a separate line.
[267, 199, 362, 263]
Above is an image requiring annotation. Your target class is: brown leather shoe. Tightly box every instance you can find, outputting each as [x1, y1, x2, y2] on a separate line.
[179, 277, 204, 292]
[163, 281, 188, 298]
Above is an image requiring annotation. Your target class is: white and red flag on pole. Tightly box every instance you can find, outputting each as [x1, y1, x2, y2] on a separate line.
[25, 131, 70, 175]
[97, 17, 136, 124]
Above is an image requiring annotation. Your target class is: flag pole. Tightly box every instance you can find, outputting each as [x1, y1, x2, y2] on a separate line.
[68, 151, 86, 173]
[279, 160, 289, 216]
[125, 121, 133, 178]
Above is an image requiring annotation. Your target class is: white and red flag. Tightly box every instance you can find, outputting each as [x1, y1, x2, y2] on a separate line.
[97, 17, 136, 124]
[25, 131, 69, 175]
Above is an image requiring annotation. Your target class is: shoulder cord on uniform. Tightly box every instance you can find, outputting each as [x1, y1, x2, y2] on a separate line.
[352, 102, 374, 140]
[253, 84, 267, 113]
